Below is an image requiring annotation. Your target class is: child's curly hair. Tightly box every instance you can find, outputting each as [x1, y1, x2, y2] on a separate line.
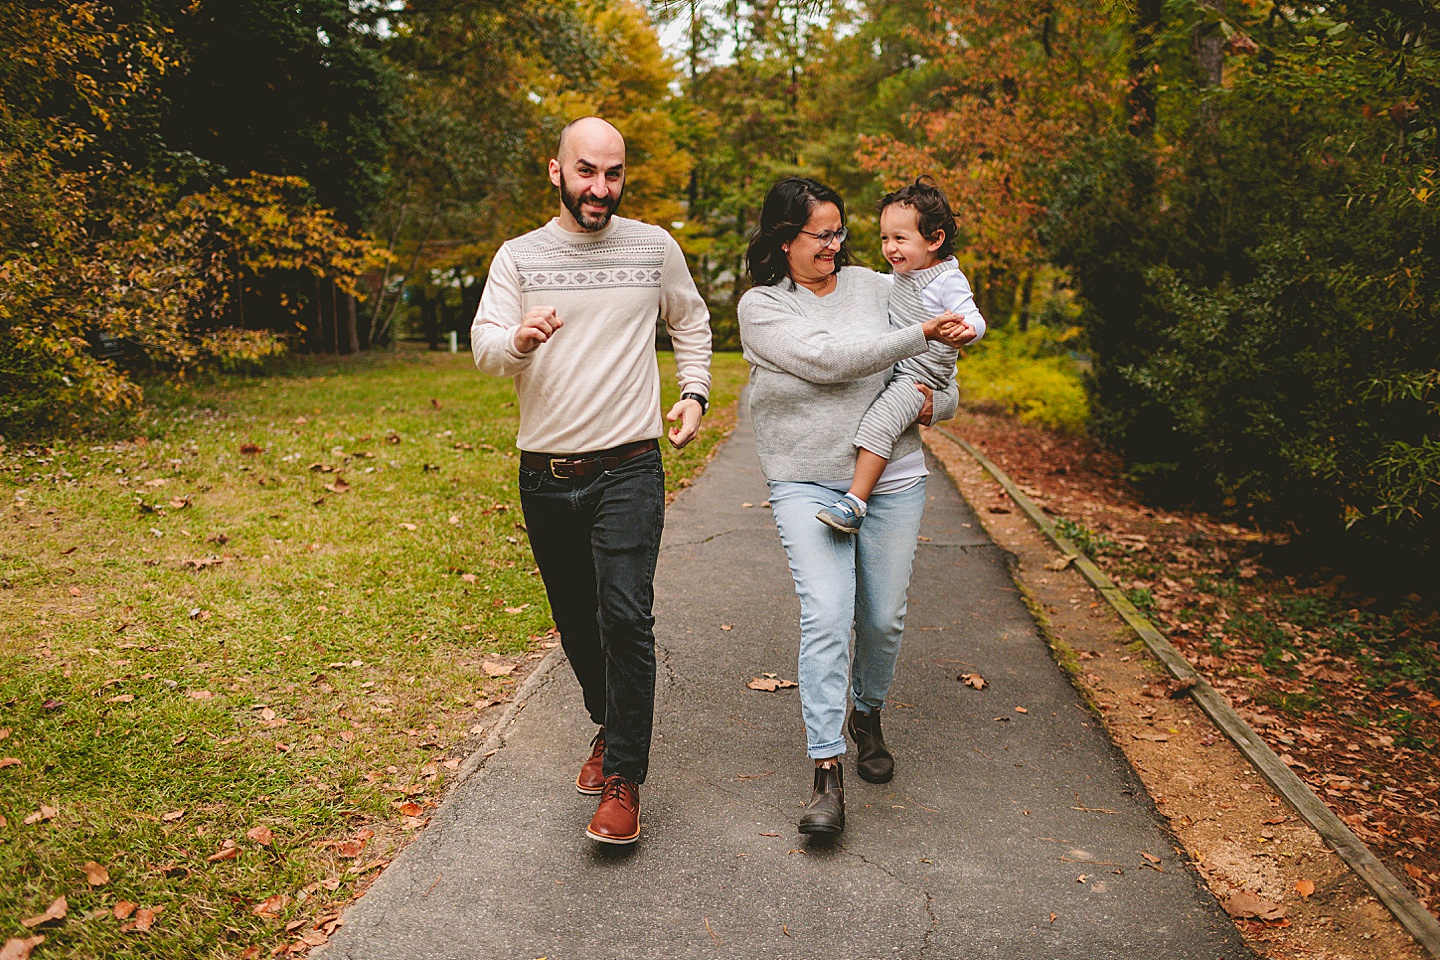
[878, 176, 957, 260]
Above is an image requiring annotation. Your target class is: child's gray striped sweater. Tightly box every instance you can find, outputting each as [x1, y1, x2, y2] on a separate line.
[738, 266, 957, 482]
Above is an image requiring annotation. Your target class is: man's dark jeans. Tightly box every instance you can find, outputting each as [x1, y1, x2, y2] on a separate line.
[518, 447, 665, 783]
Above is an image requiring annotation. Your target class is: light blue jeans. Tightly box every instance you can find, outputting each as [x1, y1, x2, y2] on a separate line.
[767, 478, 928, 758]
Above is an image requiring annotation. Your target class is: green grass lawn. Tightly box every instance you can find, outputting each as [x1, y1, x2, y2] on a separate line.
[0, 346, 750, 958]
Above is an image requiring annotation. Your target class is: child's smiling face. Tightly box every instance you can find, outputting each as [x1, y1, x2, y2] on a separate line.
[880, 203, 945, 274]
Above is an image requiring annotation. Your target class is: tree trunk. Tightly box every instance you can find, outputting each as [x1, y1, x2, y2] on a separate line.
[1128, 0, 1163, 136]
[1195, 0, 1225, 87]
[422, 291, 439, 351]
[330, 281, 342, 355]
[312, 274, 326, 353]
[1018, 271, 1035, 332]
[345, 293, 361, 354]
[318, 275, 337, 354]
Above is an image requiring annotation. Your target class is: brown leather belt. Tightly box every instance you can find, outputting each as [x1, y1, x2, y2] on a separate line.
[519, 439, 658, 480]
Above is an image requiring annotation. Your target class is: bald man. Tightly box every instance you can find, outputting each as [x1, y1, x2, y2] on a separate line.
[471, 117, 713, 845]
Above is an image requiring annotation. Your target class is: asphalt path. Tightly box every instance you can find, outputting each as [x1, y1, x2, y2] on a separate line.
[321, 403, 1253, 960]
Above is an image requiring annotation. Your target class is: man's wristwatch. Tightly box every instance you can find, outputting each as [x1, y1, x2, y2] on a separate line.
[681, 391, 709, 415]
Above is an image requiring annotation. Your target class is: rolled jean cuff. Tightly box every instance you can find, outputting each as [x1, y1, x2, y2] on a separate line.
[807, 737, 846, 760]
[852, 694, 882, 714]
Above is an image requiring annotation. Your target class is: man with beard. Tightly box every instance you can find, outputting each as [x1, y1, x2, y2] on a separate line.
[471, 116, 712, 845]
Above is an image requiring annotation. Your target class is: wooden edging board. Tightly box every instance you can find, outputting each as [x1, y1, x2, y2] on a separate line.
[938, 427, 1440, 959]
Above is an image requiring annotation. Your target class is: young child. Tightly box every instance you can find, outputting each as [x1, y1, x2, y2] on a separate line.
[816, 177, 986, 534]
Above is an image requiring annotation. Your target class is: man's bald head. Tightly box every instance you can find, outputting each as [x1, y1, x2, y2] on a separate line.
[549, 117, 627, 232]
[557, 116, 626, 163]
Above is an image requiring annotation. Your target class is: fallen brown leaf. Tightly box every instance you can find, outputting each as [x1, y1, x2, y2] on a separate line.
[335, 839, 365, 858]
[207, 841, 240, 862]
[246, 825, 274, 846]
[1222, 889, 1287, 921]
[1014, 706, 1028, 714]
[82, 861, 109, 886]
[1045, 554, 1077, 571]
[1296, 878, 1315, 899]
[481, 660, 516, 678]
[397, 802, 423, 818]
[959, 673, 987, 690]
[0, 936, 44, 960]
[240, 443, 263, 455]
[1131, 731, 1170, 742]
[746, 673, 798, 692]
[113, 901, 137, 920]
[23, 805, 56, 825]
[132, 905, 162, 932]
[0, 757, 20, 769]
[20, 896, 66, 928]
[252, 894, 290, 918]
[323, 476, 351, 494]
[160, 809, 185, 822]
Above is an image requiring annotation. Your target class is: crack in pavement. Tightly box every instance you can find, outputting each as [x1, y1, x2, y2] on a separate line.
[832, 838, 937, 956]
[658, 526, 755, 551]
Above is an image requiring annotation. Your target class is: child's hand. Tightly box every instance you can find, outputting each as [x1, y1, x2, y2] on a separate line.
[936, 312, 978, 346]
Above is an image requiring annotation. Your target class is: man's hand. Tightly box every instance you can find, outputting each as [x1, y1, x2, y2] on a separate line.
[915, 383, 935, 427]
[666, 397, 704, 449]
[513, 306, 563, 354]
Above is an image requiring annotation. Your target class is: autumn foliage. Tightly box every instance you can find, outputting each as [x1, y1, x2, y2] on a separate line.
[0, 2, 386, 435]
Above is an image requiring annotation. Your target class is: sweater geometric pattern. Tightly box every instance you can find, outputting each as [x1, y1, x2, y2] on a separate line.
[510, 227, 667, 293]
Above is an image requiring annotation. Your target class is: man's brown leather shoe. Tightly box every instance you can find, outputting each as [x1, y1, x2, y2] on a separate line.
[576, 728, 605, 796]
[586, 775, 640, 845]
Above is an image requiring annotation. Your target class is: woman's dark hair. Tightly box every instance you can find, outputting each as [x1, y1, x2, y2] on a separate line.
[746, 176, 853, 286]
[878, 176, 957, 260]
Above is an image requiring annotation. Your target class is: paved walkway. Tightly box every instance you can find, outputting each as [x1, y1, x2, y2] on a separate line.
[322, 405, 1252, 959]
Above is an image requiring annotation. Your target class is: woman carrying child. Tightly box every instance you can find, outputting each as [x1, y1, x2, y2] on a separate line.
[737, 176, 980, 836]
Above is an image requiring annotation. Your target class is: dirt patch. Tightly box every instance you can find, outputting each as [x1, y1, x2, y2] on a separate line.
[924, 424, 1428, 960]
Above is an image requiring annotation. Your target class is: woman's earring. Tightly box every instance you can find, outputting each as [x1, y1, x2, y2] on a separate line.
[782, 245, 789, 253]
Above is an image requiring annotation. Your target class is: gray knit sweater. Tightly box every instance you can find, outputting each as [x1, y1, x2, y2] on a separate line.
[738, 266, 958, 481]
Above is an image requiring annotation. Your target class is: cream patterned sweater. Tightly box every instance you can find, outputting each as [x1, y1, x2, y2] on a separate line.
[471, 217, 713, 454]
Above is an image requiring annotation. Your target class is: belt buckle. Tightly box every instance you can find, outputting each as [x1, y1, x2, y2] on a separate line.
[550, 458, 576, 480]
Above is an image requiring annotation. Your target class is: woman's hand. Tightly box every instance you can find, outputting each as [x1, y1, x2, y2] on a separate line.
[921, 311, 978, 347]
[914, 383, 934, 426]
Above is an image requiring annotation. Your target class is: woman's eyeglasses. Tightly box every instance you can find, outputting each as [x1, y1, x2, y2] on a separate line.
[797, 226, 848, 247]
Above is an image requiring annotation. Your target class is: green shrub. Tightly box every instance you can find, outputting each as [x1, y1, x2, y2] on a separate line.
[1043, 22, 1440, 566]
[956, 324, 1089, 433]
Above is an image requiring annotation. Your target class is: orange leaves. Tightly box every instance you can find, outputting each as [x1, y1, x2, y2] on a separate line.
[252, 894, 290, 919]
[746, 674, 798, 692]
[113, 901, 137, 920]
[959, 673, 987, 690]
[247, 825, 275, 846]
[0, 757, 19, 769]
[207, 840, 240, 862]
[128, 906, 162, 933]
[81, 861, 110, 886]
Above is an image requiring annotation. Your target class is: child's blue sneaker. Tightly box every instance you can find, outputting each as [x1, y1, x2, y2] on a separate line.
[817, 497, 864, 535]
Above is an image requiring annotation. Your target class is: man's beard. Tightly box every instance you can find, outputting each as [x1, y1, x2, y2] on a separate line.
[559, 170, 623, 231]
